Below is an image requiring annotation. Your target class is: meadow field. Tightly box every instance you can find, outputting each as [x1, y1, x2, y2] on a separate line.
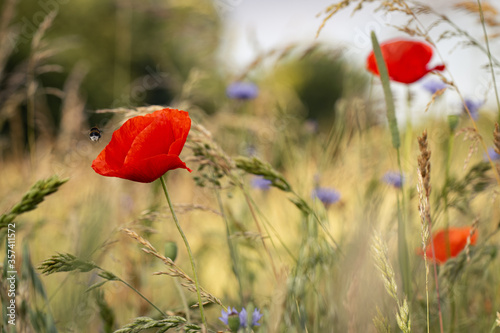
[1, 0, 500, 332]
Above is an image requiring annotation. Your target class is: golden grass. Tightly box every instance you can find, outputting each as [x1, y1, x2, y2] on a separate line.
[2, 106, 499, 330]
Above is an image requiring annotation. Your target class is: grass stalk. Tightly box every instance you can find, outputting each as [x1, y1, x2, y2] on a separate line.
[443, 132, 453, 259]
[443, 129, 456, 331]
[370, 30, 411, 298]
[424, 251, 430, 333]
[244, 186, 297, 262]
[240, 184, 279, 280]
[372, 233, 411, 333]
[476, 0, 500, 123]
[115, 275, 167, 318]
[174, 278, 191, 322]
[214, 181, 244, 303]
[430, 244, 444, 333]
[160, 176, 206, 328]
[418, 131, 445, 333]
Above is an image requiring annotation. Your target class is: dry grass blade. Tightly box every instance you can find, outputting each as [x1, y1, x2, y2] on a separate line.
[94, 107, 133, 114]
[187, 123, 236, 176]
[373, 306, 391, 333]
[94, 105, 168, 126]
[0, 0, 18, 82]
[172, 203, 222, 216]
[417, 130, 444, 333]
[371, 233, 398, 301]
[494, 123, 500, 155]
[371, 232, 411, 333]
[416, 170, 430, 250]
[424, 88, 447, 113]
[455, 127, 481, 170]
[30, 11, 58, 54]
[57, 62, 89, 151]
[417, 130, 432, 198]
[417, 168, 431, 333]
[121, 228, 223, 307]
[456, 0, 498, 15]
[316, 0, 374, 38]
[455, 1, 499, 26]
[465, 217, 479, 262]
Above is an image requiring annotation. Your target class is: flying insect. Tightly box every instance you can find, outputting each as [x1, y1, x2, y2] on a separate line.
[89, 127, 102, 142]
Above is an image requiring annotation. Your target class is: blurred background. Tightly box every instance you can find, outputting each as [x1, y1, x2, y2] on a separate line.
[1, 0, 498, 159]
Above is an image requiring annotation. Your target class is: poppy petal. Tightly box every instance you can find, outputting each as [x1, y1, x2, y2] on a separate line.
[118, 155, 190, 183]
[124, 112, 175, 163]
[430, 64, 446, 72]
[366, 39, 445, 84]
[420, 226, 477, 264]
[92, 108, 192, 183]
[104, 115, 155, 169]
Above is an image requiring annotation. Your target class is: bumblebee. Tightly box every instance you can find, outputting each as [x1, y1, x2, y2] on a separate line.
[89, 127, 102, 142]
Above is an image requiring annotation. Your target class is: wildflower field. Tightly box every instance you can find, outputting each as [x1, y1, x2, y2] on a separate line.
[2, 0, 500, 332]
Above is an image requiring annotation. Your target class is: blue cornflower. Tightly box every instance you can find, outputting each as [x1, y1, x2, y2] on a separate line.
[251, 176, 272, 190]
[219, 307, 237, 325]
[226, 82, 259, 100]
[251, 308, 263, 326]
[463, 98, 483, 120]
[312, 187, 341, 206]
[422, 80, 446, 94]
[382, 171, 405, 188]
[484, 147, 500, 161]
[239, 308, 248, 327]
[220, 307, 263, 330]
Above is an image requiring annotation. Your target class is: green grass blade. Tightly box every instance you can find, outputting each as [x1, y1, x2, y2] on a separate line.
[370, 31, 410, 298]
[370, 31, 400, 149]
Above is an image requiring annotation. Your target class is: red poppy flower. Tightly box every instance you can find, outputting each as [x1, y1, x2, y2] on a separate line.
[92, 108, 192, 183]
[366, 39, 445, 84]
[420, 226, 478, 264]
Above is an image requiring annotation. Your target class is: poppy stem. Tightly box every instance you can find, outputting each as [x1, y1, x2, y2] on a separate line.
[159, 176, 206, 328]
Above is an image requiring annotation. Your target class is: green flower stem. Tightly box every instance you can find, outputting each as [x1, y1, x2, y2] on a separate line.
[116, 276, 168, 318]
[443, 132, 455, 331]
[91, 264, 168, 318]
[424, 252, 430, 333]
[370, 32, 399, 150]
[443, 133, 454, 259]
[425, 214, 445, 333]
[160, 176, 206, 327]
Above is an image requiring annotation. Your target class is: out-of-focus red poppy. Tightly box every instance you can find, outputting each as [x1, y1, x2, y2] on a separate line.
[92, 108, 192, 183]
[420, 226, 478, 264]
[366, 39, 445, 84]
